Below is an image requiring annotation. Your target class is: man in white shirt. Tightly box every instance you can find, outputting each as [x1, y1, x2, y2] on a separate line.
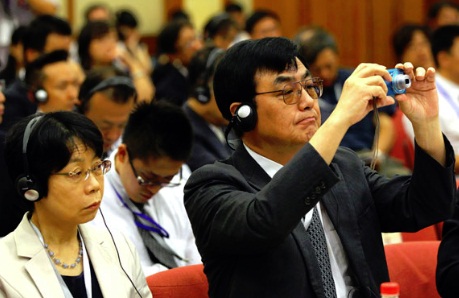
[403, 24, 459, 173]
[93, 100, 201, 276]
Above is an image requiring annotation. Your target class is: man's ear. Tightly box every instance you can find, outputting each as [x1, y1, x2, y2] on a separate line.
[229, 102, 242, 116]
[116, 144, 128, 162]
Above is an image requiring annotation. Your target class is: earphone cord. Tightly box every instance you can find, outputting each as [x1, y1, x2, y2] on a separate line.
[370, 98, 380, 170]
[224, 118, 236, 151]
[99, 209, 143, 298]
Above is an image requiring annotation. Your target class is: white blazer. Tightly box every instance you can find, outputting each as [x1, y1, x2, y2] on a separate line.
[0, 213, 152, 298]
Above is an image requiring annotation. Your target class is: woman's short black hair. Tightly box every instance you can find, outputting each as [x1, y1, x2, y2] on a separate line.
[392, 23, 432, 61]
[156, 19, 193, 55]
[5, 112, 103, 199]
[78, 20, 113, 71]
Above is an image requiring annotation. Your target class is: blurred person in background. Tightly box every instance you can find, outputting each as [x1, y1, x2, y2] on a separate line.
[152, 19, 202, 106]
[392, 23, 435, 69]
[245, 9, 282, 40]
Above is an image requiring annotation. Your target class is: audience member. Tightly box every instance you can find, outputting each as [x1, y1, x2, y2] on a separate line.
[426, 0, 459, 29]
[436, 192, 459, 298]
[152, 19, 202, 106]
[392, 23, 435, 69]
[404, 25, 459, 174]
[297, 27, 408, 176]
[203, 13, 238, 50]
[77, 20, 154, 101]
[78, 66, 137, 155]
[184, 37, 455, 298]
[0, 89, 17, 237]
[115, 9, 153, 76]
[92, 101, 201, 276]
[0, 112, 151, 297]
[1, 50, 79, 132]
[0, 14, 72, 131]
[83, 3, 112, 23]
[0, 0, 59, 65]
[225, 2, 249, 44]
[24, 50, 80, 114]
[22, 14, 72, 64]
[184, 46, 231, 171]
[167, 8, 190, 22]
[0, 25, 26, 87]
[245, 9, 282, 39]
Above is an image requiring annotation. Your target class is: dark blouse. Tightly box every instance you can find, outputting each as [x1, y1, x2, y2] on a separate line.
[62, 260, 103, 298]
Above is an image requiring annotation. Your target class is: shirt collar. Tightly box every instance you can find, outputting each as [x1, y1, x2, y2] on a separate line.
[243, 143, 283, 178]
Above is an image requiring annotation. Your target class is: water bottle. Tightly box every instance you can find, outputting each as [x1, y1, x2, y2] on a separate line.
[380, 282, 400, 298]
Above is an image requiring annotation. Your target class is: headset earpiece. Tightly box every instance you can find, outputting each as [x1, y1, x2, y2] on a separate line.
[16, 176, 40, 201]
[16, 115, 43, 202]
[34, 88, 48, 103]
[194, 48, 225, 105]
[233, 103, 257, 132]
[195, 86, 211, 104]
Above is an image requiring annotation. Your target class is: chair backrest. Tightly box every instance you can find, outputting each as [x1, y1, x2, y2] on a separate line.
[384, 241, 440, 298]
[146, 264, 209, 298]
[401, 223, 441, 242]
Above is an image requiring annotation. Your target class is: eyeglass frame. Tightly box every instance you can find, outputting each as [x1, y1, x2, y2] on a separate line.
[254, 77, 323, 105]
[52, 160, 112, 182]
[127, 150, 182, 187]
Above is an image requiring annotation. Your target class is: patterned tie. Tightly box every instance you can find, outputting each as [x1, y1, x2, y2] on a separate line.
[133, 208, 179, 269]
[306, 206, 337, 298]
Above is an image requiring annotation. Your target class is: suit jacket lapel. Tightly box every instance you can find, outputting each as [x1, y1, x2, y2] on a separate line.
[321, 162, 373, 292]
[79, 225, 128, 297]
[232, 144, 327, 297]
[230, 143, 272, 189]
[15, 215, 64, 297]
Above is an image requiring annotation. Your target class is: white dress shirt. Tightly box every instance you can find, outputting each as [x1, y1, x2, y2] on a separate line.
[91, 150, 201, 276]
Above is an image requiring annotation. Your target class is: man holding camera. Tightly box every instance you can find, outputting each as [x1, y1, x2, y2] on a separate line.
[184, 37, 455, 298]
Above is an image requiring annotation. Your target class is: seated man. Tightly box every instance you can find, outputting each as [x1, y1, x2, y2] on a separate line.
[184, 37, 455, 297]
[0, 14, 72, 131]
[93, 101, 201, 275]
[24, 50, 80, 114]
[78, 66, 137, 155]
[183, 46, 231, 171]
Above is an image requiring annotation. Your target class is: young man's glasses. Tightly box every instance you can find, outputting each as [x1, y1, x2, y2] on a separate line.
[53, 160, 111, 183]
[128, 152, 182, 187]
[255, 77, 323, 105]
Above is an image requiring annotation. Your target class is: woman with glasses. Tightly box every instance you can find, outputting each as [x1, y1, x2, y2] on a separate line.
[0, 112, 151, 297]
[91, 101, 202, 276]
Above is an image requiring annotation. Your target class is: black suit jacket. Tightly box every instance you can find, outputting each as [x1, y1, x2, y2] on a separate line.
[0, 130, 33, 237]
[436, 192, 459, 298]
[183, 104, 231, 172]
[0, 78, 35, 132]
[185, 138, 456, 298]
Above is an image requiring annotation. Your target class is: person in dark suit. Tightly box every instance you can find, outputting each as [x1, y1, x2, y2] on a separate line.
[436, 192, 459, 298]
[184, 37, 456, 298]
[183, 46, 231, 171]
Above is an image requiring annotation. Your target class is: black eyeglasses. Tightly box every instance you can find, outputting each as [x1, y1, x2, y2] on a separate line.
[255, 77, 323, 105]
[53, 160, 111, 183]
[127, 152, 182, 187]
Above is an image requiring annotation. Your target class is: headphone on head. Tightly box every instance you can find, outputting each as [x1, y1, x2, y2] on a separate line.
[194, 48, 225, 104]
[79, 76, 136, 113]
[232, 102, 257, 132]
[33, 88, 48, 103]
[16, 115, 44, 202]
